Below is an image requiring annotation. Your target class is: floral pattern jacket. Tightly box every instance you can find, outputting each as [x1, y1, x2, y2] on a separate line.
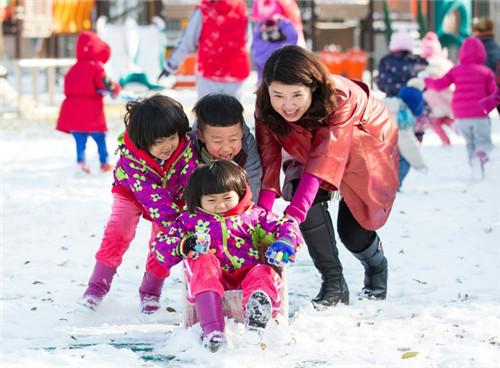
[152, 189, 304, 273]
[112, 132, 199, 227]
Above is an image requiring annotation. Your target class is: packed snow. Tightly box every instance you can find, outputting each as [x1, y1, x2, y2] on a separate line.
[1, 85, 500, 368]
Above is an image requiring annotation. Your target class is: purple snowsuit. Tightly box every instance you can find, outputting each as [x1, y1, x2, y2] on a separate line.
[152, 199, 304, 273]
[251, 18, 299, 82]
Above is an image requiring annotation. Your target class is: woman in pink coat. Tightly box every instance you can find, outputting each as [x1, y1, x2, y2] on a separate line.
[56, 31, 120, 174]
[425, 37, 496, 179]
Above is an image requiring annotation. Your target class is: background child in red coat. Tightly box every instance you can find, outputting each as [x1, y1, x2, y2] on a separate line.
[157, 0, 250, 99]
[56, 31, 120, 174]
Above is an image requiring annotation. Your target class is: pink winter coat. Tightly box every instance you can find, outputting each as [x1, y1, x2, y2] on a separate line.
[56, 32, 120, 133]
[425, 37, 496, 119]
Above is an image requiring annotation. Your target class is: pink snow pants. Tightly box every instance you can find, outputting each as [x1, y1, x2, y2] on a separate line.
[95, 192, 169, 278]
[184, 253, 283, 317]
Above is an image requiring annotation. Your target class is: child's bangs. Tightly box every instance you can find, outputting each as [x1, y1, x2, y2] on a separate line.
[147, 116, 179, 141]
[200, 170, 239, 196]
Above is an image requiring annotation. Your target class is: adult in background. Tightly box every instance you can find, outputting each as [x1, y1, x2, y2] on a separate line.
[158, 0, 250, 99]
[255, 46, 399, 309]
[472, 18, 499, 76]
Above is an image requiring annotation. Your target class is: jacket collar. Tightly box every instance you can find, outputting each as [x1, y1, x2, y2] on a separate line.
[123, 132, 187, 175]
[223, 184, 252, 216]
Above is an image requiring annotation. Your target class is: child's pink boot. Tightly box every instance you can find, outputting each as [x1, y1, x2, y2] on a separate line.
[82, 261, 116, 309]
[100, 163, 114, 173]
[78, 162, 91, 174]
[245, 291, 272, 332]
[471, 150, 488, 180]
[195, 291, 226, 352]
[138, 272, 165, 314]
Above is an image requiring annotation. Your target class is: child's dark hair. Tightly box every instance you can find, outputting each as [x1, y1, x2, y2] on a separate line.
[192, 93, 244, 131]
[184, 160, 248, 212]
[124, 94, 189, 151]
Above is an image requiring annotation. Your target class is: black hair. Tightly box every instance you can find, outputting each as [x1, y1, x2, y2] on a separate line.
[184, 160, 248, 212]
[124, 94, 189, 152]
[192, 93, 244, 131]
[255, 45, 336, 135]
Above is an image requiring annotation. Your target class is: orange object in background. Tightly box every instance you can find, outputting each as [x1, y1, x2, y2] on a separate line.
[173, 54, 197, 89]
[319, 49, 345, 75]
[53, 0, 94, 34]
[344, 48, 368, 81]
[319, 48, 368, 81]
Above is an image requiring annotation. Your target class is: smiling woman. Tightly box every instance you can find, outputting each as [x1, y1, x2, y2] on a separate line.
[255, 45, 399, 309]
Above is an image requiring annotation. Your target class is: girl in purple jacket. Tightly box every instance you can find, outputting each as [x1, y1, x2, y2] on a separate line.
[82, 95, 199, 313]
[152, 160, 303, 352]
[251, 16, 298, 82]
[425, 37, 496, 180]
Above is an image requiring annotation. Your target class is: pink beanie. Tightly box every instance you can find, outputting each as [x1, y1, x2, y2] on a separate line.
[252, 0, 285, 21]
[421, 32, 442, 59]
[389, 31, 414, 52]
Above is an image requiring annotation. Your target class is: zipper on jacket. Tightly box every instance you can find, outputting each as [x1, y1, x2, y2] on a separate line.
[218, 216, 240, 270]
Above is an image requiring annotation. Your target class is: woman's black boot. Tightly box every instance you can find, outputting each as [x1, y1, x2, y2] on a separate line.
[301, 201, 349, 309]
[351, 236, 388, 299]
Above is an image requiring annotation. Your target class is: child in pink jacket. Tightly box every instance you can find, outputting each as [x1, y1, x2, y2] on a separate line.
[152, 160, 303, 351]
[425, 37, 496, 179]
[81, 95, 199, 313]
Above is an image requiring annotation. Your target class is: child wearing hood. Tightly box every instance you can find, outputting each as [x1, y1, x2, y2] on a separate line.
[425, 37, 496, 180]
[418, 32, 455, 146]
[376, 30, 428, 97]
[56, 31, 120, 174]
[251, 16, 299, 83]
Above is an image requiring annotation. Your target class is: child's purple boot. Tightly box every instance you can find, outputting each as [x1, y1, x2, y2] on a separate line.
[82, 261, 116, 309]
[138, 272, 165, 314]
[195, 291, 226, 352]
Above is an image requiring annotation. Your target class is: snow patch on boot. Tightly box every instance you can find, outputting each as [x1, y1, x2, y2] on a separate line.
[79, 294, 101, 310]
[202, 331, 226, 353]
[245, 291, 272, 333]
[141, 295, 160, 314]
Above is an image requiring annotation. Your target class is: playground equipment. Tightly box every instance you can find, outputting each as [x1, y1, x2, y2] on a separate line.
[96, 16, 166, 90]
[52, 0, 94, 34]
[434, 0, 472, 48]
[383, 0, 472, 49]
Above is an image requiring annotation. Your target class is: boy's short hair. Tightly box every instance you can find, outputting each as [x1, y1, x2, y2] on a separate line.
[124, 94, 189, 151]
[192, 93, 244, 131]
[184, 160, 248, 212]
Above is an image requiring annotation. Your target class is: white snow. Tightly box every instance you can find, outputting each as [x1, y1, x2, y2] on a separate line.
[1, 85, 500, 368]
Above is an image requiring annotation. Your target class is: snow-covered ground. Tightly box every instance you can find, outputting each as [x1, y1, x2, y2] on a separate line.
[1, 86, 500, 368]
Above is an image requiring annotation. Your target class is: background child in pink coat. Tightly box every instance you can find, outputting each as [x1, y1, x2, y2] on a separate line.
[425, 37, 496, 179]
